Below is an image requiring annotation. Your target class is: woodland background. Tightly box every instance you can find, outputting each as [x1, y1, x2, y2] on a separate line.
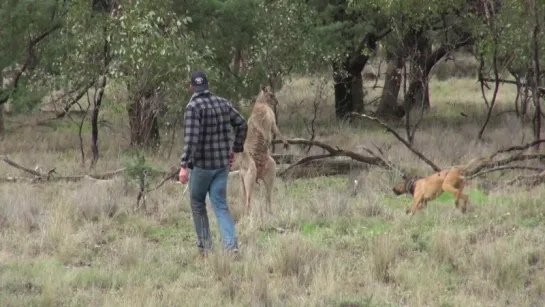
[1, 0, 545, 306]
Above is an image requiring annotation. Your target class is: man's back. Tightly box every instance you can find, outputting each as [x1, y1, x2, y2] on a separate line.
[180, 90, 247, 170]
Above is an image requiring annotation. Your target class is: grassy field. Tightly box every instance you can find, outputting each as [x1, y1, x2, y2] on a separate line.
[1, 68, 545, 307]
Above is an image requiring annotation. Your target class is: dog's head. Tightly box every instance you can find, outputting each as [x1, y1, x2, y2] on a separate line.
[392, 175, 420, 196]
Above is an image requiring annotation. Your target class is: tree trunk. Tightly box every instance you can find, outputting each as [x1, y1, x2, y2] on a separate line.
[333, 52, 369, 120]
[376, 52, 405, 118]
[0, 107, 4, 138]
[404, 31, 432, 113]
[231, 48, 242, 77]
[127, 87, 161, 149]
[333, 62, 353, 120]
[333, 62, 365, 120]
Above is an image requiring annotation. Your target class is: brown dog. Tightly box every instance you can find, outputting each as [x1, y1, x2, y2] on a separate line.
[392, 167, 469, 215]
[392, 157, 489, 215]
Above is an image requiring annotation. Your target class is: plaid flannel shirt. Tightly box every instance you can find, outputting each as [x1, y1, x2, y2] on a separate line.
[180, 90, 248, 170]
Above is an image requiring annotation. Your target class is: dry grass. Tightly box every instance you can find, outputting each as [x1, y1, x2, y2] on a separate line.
[1, 65, 545, 307]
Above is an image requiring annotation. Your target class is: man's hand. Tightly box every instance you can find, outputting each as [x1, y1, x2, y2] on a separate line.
[179, 167, 189, 184]
[228, 152, 235, 169]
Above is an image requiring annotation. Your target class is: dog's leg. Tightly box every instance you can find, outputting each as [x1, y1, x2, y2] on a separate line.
[442, 181, 467, 213]
[456, 180, 469, 213]
[262, 156, 277, 216]
[459, 194, 469, 214]
[406, 195, 424, 215]
[419, 199, 428, 210]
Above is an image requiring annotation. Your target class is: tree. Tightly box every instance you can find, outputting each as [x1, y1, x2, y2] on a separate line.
[0, 0, 65, 135]
[376, 0, 476, 119]
[107, 0, 193, 149]
[474, 0, 545, 143]
[310, 0, 390, 120]
[174, 0, 315, 106]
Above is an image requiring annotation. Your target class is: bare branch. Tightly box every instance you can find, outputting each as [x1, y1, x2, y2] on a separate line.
[349, 112, 442, 172]
[278, 153, 333, 177]
[466, 154, 545, 176]
[489, 139, 545, 159]
[0, 156, 42, 177]
[466, 165, 544, 180]
[55, 79, 97, 118]
[477, 50, 501, 139]
[504, 170, 545, 187]
[145, 168, 178, 194]
[480, 78, 545, 96]
[0, 155, 125, 183]
[271, 138, 389, 168]
[9, 23, 63, 95]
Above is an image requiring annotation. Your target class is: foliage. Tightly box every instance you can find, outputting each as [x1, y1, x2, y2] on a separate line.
[0, 0, 64, 70]
[1, 0, 544, 139]
[173, 0, 318, 103]
[310, 0, 388, 64]
[42, 0, 107, 91]
[122, 149, 162, 190]
[109, 0, 193, 94]
[0, 0, 65, 111]
[472, 0, 545, 73]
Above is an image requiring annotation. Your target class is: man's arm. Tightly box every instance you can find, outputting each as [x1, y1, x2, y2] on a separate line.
[180, 104, 201, 168]
[228, 102, 247, 153]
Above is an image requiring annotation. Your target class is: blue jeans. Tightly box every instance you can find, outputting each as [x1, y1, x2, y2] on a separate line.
[189, 166, 238, 253]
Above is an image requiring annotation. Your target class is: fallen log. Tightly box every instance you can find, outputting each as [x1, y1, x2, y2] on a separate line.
[278, 157, 370, 180]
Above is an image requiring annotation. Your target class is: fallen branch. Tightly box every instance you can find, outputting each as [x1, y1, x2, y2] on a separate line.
[465, 154, 545, 177]
[488, 138, 545, 159]
[271, 138, 389, 168]
[0, 154, 127, 182]
[505, 170, 545, 187]
[145, 167, 178, 193]
[1, 155, 43, 177]
[349, 112, 442, 172]
[278, 153, 333, 177]
[466, 165, 544, 180]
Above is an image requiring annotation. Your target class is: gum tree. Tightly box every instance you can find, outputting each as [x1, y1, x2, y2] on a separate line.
[308, 0, 390, 120]
[375, 0, 477, 119]
[0, 0, 65, 135]
[473, 0, 545, 142]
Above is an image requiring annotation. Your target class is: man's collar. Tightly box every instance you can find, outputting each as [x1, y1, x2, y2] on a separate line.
[190, 90, 211, 101]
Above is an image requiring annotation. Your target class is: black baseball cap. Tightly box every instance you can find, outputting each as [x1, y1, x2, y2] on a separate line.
[190, 71, 209, 92]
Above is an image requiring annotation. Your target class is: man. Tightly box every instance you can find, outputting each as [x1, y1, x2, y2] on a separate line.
[179, 71, 248, 257]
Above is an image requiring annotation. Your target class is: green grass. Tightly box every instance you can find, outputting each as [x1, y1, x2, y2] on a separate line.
[1, 73, 545, 306]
